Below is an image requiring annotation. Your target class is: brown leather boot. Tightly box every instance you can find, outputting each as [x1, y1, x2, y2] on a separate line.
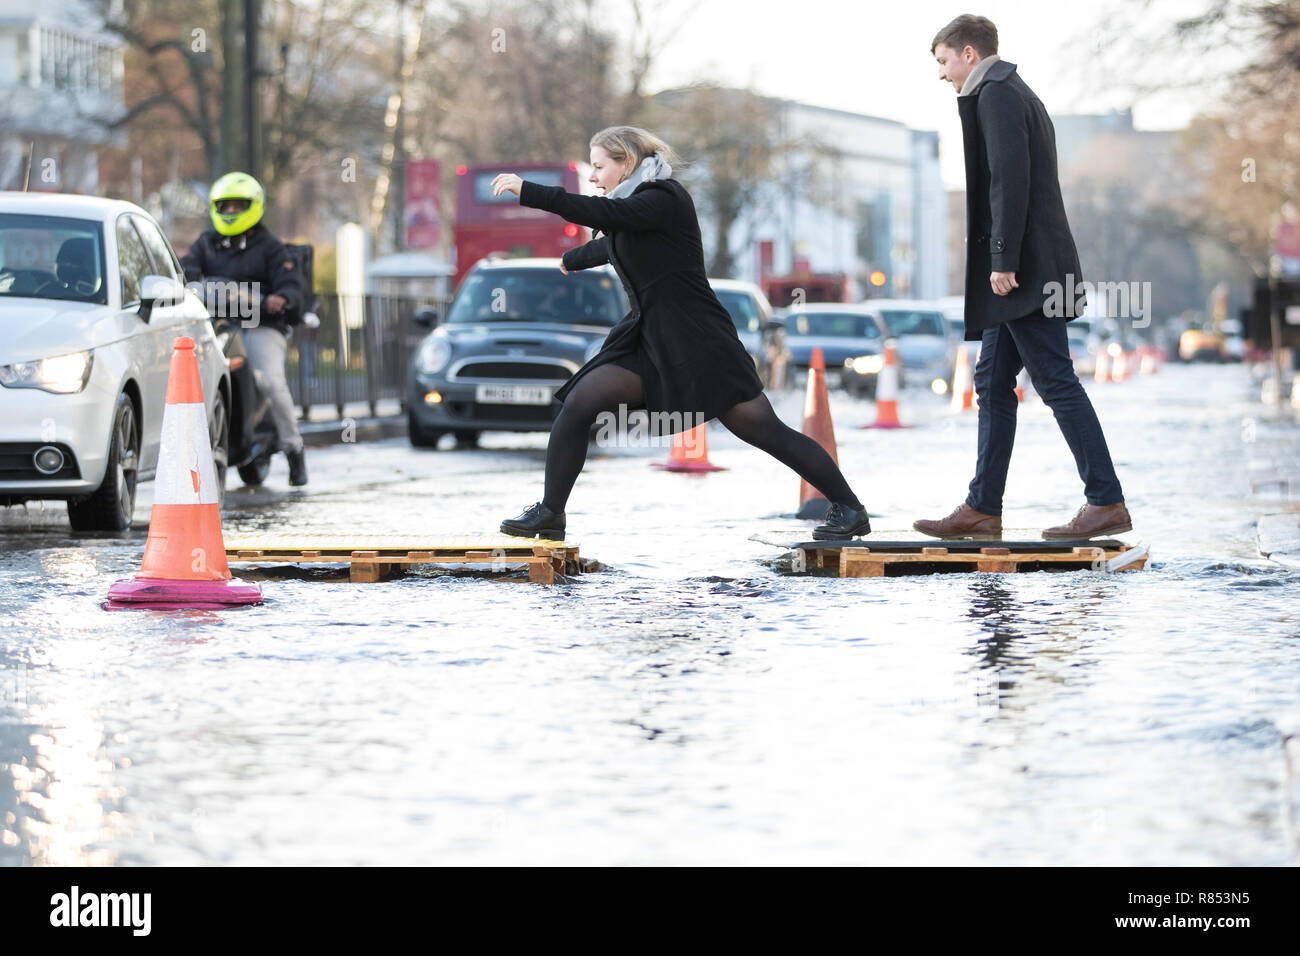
[913, 503, 1002, 540]
[1042, 502, 1131, 539]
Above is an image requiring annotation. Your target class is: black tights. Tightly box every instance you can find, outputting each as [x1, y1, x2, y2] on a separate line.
[542, 363, 863, 513]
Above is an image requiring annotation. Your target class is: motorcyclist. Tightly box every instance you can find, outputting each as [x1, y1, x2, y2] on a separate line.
[180, 171, 308, 486]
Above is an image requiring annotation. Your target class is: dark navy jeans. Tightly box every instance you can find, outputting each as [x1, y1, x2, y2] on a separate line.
[965, 311, 1124, 516]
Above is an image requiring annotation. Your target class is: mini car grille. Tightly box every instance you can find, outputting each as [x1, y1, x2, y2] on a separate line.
[446, 402, 557, 423]
[456, 362, 571, 382]
[0, 443, 81, 481]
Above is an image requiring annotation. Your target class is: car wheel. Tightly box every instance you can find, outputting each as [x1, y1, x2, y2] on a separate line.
[453, 429, 481, 448]
[407, 408, 444, 449]
[237, 452, 273, 487]
[68, 392, 139, 532]
[210, 392, 229, 507]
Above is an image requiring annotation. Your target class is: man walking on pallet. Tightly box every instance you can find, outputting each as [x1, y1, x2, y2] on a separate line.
[914, 14, 1132, 541]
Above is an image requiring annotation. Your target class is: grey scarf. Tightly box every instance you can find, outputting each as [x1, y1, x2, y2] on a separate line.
[604, 151, 673, 201]
[958, 53, 1001, 97]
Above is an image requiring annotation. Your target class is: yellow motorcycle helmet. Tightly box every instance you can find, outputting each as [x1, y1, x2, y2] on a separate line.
[209, 172, 265, 236]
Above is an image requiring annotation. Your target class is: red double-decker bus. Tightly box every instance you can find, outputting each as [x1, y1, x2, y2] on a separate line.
[452, 162, 587, 288]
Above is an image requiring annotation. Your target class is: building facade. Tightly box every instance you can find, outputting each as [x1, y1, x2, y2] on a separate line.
[668, 93, 948, 301]
[0, 1, 124, 193]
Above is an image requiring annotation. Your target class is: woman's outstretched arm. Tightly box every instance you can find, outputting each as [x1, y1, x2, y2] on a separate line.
[492, 172, 676, 233]
[561, 235, 610, 272]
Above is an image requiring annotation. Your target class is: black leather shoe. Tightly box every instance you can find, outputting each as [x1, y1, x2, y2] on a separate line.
[500, 501, 566, 540]
[286, 449, 308, 486]
[812, 502, 871, 540]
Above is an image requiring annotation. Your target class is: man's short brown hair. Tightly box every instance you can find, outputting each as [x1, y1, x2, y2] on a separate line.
[931, 14, 998, 57]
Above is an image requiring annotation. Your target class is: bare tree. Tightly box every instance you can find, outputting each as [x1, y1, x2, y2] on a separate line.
[96, 0, 225, 177]
[1078, 0, 1300, 276]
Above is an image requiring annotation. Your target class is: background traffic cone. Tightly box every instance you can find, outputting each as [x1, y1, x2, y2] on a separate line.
[951, 346, 975, 412]
[1014, 367, 1030, 402]
[1094, 347, 1112, 383]
[1111, 347, 1130, 382]
[650, 422, 725, 473]
[106, 337, 262, 610]
[796, 347, 838, 519]
[1139, 346, 1159, 375]
[862, 340, 910, 429]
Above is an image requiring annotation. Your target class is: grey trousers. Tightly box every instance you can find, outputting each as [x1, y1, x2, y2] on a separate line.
[242, 326, 303, 454]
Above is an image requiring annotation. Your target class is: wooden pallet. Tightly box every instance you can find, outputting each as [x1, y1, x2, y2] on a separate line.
[788, 538, 1147, 578]
[223, 534, 580, 584]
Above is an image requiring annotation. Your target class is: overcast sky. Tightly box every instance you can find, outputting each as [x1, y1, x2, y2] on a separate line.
[638, 0, 1237, 188]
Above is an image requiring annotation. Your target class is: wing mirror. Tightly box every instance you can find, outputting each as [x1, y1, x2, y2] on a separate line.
[138, 274, 187, 321]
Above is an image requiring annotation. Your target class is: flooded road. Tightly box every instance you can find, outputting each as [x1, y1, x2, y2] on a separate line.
[2, 364, 1298, 865]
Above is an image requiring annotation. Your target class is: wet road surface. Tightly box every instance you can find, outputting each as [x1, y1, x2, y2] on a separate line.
[2, 364, 1298, 864]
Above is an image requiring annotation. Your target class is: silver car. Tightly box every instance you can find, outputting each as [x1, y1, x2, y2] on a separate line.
[708, 277, 785, 383]
[0, 193, 229, 530]
[709, 278, 771, 362]
[870, 299, 956, 390]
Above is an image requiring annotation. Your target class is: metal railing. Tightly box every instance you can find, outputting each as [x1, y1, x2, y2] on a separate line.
[285, 294, 445, 418]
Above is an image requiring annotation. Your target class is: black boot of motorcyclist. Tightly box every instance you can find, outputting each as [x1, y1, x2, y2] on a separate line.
[287, 448, 308, 486]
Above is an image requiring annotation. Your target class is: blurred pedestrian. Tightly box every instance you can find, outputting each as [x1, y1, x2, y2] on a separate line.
[492, 126, 870, 540]
[914, 15, 1131, 540]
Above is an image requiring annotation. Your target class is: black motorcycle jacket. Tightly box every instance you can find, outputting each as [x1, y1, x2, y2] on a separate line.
[179, 223, 304, 335]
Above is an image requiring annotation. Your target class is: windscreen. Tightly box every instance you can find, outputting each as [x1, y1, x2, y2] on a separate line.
[0, 214, 107, 304]
[446, 268, 626, 326]
[714, 289, 763, 333]
[788, 312, 881, 338]
[881, 310, 946, 336]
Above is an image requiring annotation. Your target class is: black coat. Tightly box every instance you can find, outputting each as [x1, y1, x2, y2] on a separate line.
[179, 224, 304, 335]
[958, 59, 1084, 340]
[518, 177, 764, 425]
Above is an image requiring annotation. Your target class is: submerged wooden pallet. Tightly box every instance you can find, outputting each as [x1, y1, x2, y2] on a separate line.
[789, 538, 1147, 578]
[223, 534, 580, 584]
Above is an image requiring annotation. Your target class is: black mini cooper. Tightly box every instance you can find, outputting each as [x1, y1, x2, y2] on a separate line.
[407, 257, 629, 447]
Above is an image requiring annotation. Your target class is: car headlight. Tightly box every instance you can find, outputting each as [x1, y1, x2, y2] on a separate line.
[415, 335, 452, 374]
[849, 354, 884, 375]
[0, 350, 94, 393]
[584, 338, 605, 363]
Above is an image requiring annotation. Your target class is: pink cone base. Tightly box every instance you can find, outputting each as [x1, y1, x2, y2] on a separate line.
[650, 461, 726, 473]
[861, 423, 913, 430]
[105, 576, 263, 611]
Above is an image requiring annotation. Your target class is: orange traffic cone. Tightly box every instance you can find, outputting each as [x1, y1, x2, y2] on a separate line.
[862, 340, 910, 428]
[106, 337, 262, 610]
[951, 345, 976, 412]
[1111, 348, 1129, 382]
[1094, 347, 1112, 383]
[796, 347, 839, 519]
[1139, 346, 1159, 375]
[650, 422, 725, 473]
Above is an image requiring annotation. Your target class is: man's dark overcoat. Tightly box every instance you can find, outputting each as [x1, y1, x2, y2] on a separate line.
[958, 59, 1085, 340]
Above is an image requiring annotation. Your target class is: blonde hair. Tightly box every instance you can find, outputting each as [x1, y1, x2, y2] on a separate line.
[589, 126, 681, 181]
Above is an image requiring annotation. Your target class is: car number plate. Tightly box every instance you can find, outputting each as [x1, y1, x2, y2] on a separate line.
[475, 384, 553, 405]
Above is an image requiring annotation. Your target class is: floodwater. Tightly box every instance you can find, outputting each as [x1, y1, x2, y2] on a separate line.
[1, 364, 1298, 865]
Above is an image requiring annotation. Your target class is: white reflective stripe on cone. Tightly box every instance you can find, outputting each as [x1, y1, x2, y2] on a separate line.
[153, 402, 220, 506]
[877, 353, 899, 400]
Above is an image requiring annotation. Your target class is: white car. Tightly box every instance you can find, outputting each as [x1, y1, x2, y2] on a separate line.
[0, 192, 229, 530]
[708, 277, 774, 364]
